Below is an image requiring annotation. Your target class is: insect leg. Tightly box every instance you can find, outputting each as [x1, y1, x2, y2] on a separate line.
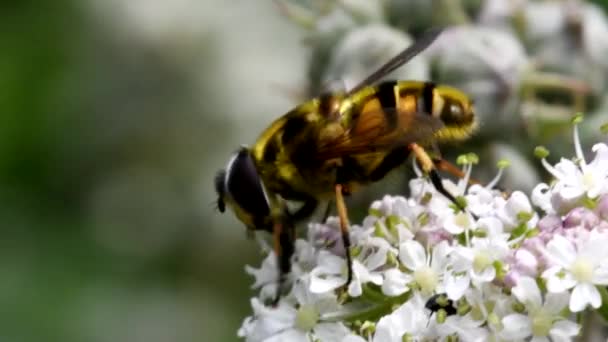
[334, 184, 353, 285]
[271, 206, 296, 305]
[432, 158, 482, 187]
[409, 143, 467, 213]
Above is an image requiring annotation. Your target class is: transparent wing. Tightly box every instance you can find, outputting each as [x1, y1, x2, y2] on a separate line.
[315, 109, 444, 161]
[347, 27, 444, 96]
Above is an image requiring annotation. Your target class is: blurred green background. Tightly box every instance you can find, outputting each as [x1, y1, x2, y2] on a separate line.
[2, 1, 608, 341]
[1, 1, 307, 341]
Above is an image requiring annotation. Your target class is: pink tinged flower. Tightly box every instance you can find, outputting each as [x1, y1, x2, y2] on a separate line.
[309, 218, 346, 256]
[501, 277, 579, 342]
[516, 249, 539, 273]
[541, 231, 608, 312]
[597, 195, 608, 221]
[508, 248, 539, 281]
[537, 214, 562, 232]
[421, 227, 454, 247]
[563, 207, 600, 230]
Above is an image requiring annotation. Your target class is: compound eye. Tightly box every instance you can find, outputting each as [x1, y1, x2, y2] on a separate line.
[224, 148, 270, 218]
[450, 103, 463, 119]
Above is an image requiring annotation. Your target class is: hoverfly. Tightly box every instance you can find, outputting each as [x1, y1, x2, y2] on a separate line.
[215, 28, 477, 303]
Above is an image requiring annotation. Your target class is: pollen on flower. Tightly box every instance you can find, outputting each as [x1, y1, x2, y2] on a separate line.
[295, 304, 320, 331]
[571, 257, 593, 283]
[414, 266, 438, 294]
[582, 171, 595, 190]
[454, 212, 470, 228]
[531, 310, 552, 337]
[473, 251, 492, 273]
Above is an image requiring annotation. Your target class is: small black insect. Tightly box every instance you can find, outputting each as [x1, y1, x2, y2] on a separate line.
[425, 293, 457, 316]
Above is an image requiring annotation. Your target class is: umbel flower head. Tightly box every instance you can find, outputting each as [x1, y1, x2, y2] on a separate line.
[238, 117, 608, 342]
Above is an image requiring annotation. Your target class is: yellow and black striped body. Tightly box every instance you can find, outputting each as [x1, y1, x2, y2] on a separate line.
[214, 28, 477, 305]
[251, 80, 477, 203]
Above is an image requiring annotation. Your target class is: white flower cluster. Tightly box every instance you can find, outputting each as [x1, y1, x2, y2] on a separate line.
[238, 121, 608, 342]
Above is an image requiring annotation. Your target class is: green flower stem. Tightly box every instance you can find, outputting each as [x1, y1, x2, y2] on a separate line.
[323, 290, 413, 324]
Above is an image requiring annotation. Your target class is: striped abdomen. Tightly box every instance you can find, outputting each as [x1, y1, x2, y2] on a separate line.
[347, 80, 477, 144]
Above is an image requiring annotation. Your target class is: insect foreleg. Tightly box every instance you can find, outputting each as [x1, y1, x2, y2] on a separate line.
[409, 143, 468, 214]
[270, 203, 296, 305]
[334, 184, 353, 286]
[432, 158, 482, 187]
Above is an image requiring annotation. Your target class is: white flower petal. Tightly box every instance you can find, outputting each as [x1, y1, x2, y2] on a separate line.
[512, 277, 542, 309]
[342, 335, 368, 342]
[430, 240, 451, 271]
[365, 238, 390, 270]
[347, 280, 363, 297]
[569, 282, 601, 312]
[310, 272, 346, 294]
[314, 322, 350, 342]
[451, 246, 474, 272]
[591, 266, 608, 284]
[265, 329, 307, 342]
[477, 216, 505, 236]
[580, 231, 608, 261]
[243, 299, 297, 341]
[399, 240, 427, 271]
[382, 268, 411, 296]
[446, 273, 470, 300]
[554, 159, 578, 180]
[501, 314, 531, 340]
[544, 271, 576, 293]
[543, 292, 569, 314]
[318, 251, 348, 273]
[544, 235, 576, 268]
[548, 320, 581, 342]
[559, 185, 585, 201]
[443, 216, 466, 234]
[471, 265, 496, 283]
